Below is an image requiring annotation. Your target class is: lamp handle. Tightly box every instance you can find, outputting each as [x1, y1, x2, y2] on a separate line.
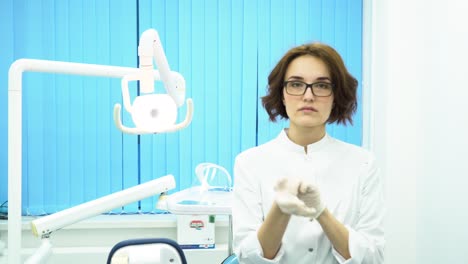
[113, 98, 193, 135]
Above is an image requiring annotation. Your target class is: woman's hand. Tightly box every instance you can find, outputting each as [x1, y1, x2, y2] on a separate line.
[297, 181, 326, 219]
[274, 177, 325, 219]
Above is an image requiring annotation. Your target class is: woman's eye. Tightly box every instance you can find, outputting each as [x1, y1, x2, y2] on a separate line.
[316, 83, 330, 89]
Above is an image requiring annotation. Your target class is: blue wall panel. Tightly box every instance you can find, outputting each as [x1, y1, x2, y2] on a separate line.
[240, 0, 259, 152]
[111, 1, 139, 213]
[0, 0, 14, 210]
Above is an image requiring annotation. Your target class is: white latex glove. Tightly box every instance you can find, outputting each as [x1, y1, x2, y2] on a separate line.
[297, 181, 326, 219]
[274, 177, 316, 218]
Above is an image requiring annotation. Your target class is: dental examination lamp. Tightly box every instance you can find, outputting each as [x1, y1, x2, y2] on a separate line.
[114, 29, 194, 134]
[8, 28, 193, 263]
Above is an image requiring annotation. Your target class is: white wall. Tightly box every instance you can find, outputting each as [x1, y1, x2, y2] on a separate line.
[371, 0, 468, 262]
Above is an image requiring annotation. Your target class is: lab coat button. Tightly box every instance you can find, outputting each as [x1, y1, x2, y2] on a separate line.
[308, 248, 314, 252]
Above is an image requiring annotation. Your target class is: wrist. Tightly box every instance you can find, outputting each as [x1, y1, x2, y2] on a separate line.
[273, 201, 293, 217]
[316, 207, 329, 222]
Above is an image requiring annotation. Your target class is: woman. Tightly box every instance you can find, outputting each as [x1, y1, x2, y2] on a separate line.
[232, 43, 384, 264]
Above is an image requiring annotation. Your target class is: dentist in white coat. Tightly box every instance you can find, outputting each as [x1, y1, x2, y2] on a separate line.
[232, 42, 385, 264]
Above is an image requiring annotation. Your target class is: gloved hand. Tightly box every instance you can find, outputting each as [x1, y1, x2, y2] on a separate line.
[274, 177, 326, 219]
[297, 180, 326, 219]
[274, 177, 316, 218]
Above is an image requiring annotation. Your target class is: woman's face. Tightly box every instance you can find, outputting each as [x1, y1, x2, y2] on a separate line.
[283, 55, 334, 131]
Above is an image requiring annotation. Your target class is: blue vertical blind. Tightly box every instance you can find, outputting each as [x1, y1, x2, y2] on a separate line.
[0, 0, 363, 215]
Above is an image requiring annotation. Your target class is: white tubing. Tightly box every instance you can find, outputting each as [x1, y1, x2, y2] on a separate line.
[24, 239, 52, 264]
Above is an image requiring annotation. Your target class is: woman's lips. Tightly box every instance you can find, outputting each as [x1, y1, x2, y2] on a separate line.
[298, 106, 318, 112]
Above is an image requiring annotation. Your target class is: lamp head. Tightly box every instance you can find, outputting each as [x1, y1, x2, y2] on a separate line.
[131, 94, 177, 132]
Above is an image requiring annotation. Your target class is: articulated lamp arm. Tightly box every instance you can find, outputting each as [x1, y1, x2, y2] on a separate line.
[25, 175, 176, 264]
[139, 29, 185, 107]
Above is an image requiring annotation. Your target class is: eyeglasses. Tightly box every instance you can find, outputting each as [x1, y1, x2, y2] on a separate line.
[283, 81, 334, 97]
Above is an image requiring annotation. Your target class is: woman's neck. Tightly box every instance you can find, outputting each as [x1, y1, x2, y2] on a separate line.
[286, 125, 326, 147]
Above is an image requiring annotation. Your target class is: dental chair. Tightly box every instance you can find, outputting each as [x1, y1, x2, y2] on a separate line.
[107, 238, 187, 264]
[221, 254, 239, 264]
[107, 238, 238, 264]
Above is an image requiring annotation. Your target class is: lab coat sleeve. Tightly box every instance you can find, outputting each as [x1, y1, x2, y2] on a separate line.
[232, 155, 285, 264]
[332, 156, 385, 264]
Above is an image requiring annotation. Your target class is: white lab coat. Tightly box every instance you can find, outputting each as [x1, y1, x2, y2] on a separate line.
[232, 130, 385, 264]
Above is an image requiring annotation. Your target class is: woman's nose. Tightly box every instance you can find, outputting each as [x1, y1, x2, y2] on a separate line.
[303, 87, 315, 100]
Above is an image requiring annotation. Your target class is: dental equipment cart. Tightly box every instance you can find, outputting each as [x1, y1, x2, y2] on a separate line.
[166, 186, 233, 254]
[164, 163, 234, 256]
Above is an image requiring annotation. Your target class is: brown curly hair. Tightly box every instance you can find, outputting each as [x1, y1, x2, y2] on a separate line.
[261, 42, 358, 125]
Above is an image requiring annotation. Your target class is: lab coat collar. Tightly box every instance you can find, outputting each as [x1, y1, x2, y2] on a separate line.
[277, 129, 331, 154]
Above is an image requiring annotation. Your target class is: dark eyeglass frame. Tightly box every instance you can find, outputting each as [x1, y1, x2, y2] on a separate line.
[283, 80, 334, 97]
